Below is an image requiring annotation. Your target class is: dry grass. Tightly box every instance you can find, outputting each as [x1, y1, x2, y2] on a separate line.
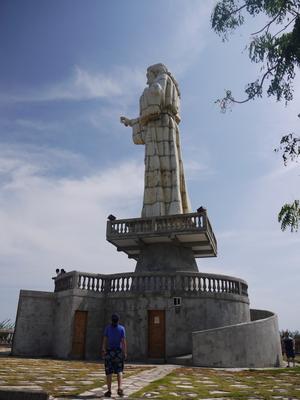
[0, 356, 150, 397]
[1, 354, 300, 398]
[132, 365, 300, 399]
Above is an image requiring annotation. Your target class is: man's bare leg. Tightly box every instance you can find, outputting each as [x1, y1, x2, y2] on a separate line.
[106, 374, 112, 391]
[117, 372, 123, 390]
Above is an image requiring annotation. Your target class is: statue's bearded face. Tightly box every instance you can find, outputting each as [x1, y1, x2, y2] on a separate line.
[146, 70, 155, 85]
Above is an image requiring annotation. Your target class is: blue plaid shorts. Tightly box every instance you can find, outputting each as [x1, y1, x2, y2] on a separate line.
[104, 348, 124, 375]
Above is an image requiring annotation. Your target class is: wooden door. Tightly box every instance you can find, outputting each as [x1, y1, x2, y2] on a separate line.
[71, 310, 88, 359]
[148, 310, 165, 358]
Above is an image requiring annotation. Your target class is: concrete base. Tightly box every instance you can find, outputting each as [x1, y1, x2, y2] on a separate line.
[135, 243, 198, 273]
[12, 271, 281, 368]
[12, 280, 250, 360]
[0, 388, 48, 400]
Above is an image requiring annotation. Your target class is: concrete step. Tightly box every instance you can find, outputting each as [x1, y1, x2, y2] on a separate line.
[167, 354, 193, 366]
[0, 387, 48, 400]
[145, 358, 165, 364]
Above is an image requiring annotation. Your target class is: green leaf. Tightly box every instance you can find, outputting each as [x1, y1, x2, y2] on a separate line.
[278, 200, 300, 232]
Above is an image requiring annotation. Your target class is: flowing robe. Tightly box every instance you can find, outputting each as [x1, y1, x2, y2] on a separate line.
[132, 73, 191, 217]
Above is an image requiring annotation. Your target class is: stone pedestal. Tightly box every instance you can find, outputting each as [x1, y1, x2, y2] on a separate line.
[135, 243, 198, 273]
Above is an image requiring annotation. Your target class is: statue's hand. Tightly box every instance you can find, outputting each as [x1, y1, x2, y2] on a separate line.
[120, 116, 131, 127]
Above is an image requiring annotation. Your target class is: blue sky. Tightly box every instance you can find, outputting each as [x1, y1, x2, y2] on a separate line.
[0, 0, 299, 330]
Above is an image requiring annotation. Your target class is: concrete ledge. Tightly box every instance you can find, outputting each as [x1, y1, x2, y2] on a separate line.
[55, 285, 249, 304]
[0, 387, 48, 400]
[192, 308, 283, 368]
[19, 290, 55, 299]
[12, 291, 54, 357]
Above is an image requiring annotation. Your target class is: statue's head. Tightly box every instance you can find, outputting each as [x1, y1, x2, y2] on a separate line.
[147, 63, 168, 76]
[146, 63, 168, 84]
[146, 63, 180, 97]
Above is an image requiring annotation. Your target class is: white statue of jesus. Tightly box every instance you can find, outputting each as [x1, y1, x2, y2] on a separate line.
[120, 63, 191, 218]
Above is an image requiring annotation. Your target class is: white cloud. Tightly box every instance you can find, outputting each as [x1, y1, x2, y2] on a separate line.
[1, 65, 145, 103]
[0, 144, 90, 183]
[185, 159, 215, 181]
[14, 118, 61, 132]
[0, 145, 143, 321]
[170, 0, 214, 74]
[199, 159, 300, 330]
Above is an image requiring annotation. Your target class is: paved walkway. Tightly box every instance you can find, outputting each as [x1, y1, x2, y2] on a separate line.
[53, 364, 177, 399]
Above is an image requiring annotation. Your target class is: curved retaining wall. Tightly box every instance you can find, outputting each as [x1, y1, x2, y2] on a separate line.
[192, 309, 283, 368]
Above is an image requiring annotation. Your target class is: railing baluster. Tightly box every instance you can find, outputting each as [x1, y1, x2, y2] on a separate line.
[191, 276, 195, 291]
[212, 278, 216, 292]
[54, 271, 249, 301]
[202, 277, 207, 292]
[184, 276, 189, 291]
[208, 278, 212, 292]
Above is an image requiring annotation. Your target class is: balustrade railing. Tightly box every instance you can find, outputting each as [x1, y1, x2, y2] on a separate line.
[54, 271, 248, 297]
[108, 212, 207, 236]
[0, 329, 14, 346]
[106, 211, 217, 259]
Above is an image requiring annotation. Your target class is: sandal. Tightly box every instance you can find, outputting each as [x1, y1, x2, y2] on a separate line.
[104, 390, 111, 397]
[117, 388, 124, 397]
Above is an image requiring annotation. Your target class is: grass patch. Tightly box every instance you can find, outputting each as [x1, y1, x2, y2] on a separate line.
[0, 356, 150, 397]
[131, 366, 300, 399]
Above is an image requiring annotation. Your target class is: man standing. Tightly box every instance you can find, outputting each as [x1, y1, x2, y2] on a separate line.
[283, 331, 296, 367]
[102, 314, 127, 397]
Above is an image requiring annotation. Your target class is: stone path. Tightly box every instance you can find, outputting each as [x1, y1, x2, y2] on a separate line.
[53, 364, 177, 399]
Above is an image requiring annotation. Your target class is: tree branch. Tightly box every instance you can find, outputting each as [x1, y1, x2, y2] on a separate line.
[290, 7, 300, 17]
[228, 64, 278, 105]
[272, 16, 297, 39]
[231, 3, 247, 15]
[251, 10, 283, 36]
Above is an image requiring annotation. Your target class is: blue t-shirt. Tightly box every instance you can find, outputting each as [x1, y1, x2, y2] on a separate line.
[104, 324, 125, 350]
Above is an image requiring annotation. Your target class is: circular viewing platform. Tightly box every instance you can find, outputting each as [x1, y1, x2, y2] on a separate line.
[106, 211, 217, 260]
[54, 270, 248, 298]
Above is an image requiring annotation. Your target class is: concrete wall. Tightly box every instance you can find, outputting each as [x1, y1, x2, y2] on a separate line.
[53, 289, 105, 359]
[13, 288, 250, 360]
[98, 290, 250, 359]
[165, 293, 250, 357]
[12, 289, 106, 360]
[12, 290, 55, 356]
[192, 308, 283, 368]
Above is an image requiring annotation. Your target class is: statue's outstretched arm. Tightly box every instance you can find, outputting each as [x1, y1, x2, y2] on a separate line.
[120, 116, 139, 127]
